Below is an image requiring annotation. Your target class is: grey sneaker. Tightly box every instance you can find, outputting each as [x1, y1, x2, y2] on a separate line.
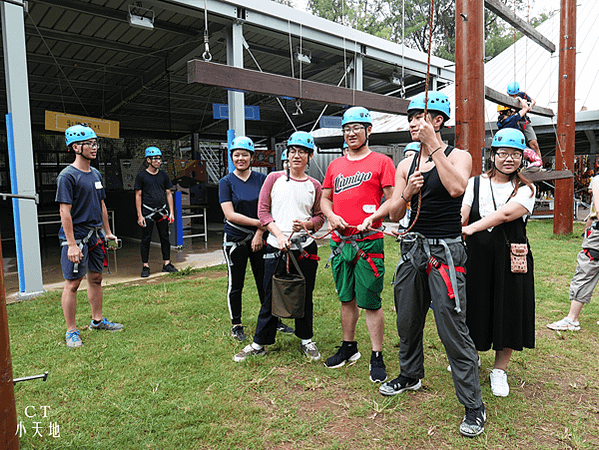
[379, 375, 421, 396]
[460, 404, 486, 437]
[65, 329, 83, 348]
[276, 321, 295, 335]
[233, 344, 266, 362]
[301, 342, 321, 361]
[89, 318, 124, 332]
[231, 325, 247, 342]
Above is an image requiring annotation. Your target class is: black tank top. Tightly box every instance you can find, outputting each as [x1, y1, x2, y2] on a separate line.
[408, 146, 463, 238]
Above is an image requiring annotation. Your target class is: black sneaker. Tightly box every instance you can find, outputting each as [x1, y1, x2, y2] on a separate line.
[231, 325, 247, 342]
[276, 321, 295, 335]
[379, 375, 421, 396]
[162, 263, 178, 273]
[141, 266, 150, 278]
[460, 404, 486, 437]
[324, 341, 361, 368]
[369, 351, 387, 383]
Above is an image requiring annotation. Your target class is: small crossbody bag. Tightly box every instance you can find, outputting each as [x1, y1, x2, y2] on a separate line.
[490, 178, 529, 274]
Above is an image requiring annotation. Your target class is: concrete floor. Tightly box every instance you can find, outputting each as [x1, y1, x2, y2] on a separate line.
[2, 224, 227, 302]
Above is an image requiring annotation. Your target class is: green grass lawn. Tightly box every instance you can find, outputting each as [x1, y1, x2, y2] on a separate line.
[7, 220, 599, 449]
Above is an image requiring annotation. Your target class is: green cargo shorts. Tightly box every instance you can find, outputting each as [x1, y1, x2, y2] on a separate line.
[330, 238, 385, 310]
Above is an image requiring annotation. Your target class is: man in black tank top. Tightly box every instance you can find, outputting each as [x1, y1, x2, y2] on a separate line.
[373, 91, 486, 437]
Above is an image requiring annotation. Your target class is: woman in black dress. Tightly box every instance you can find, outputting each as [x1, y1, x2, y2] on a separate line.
[461, 128, 536, 398]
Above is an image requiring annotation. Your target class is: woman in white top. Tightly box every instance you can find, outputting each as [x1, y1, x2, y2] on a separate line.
[461, 128, 536, 398]
[234, 131, 325, 363]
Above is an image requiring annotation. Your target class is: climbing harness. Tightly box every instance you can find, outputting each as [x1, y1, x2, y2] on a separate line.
[323, 227, 385, 278]
[395, 232, 465, 313]
[61, 226, 109, 274]
[222, 220, 257, 260]
[143, 203, 169, 222]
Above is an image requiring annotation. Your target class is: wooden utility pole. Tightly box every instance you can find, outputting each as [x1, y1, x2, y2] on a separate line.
[554, 0, 577, 235]
[455, 0, 486, 176]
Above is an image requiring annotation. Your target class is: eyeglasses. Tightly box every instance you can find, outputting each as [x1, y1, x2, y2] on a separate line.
[495, 151, 523, 160]
[288, 148, 308, 156]
[343, 125, 365, 134]
[81, 141, 98, 149]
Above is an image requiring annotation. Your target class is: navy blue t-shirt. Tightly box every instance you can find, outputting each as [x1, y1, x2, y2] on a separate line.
[56, 165, 106, 240]
[134, 169, 173, 210]
[219, 171, 266, 240]
[497, 113, 522, 131]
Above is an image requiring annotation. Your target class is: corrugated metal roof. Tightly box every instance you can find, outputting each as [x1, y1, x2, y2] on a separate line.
[1, 0, 455, 142]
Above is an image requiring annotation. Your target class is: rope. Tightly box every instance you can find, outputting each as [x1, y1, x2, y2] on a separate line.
[299, 24, 303, 102]
[310, 69, 350, 133]
[398, 0, 436, 238]
[26, 11, 90, 116]
[203, 0, 212, 61]
[244, 42, 297, 131]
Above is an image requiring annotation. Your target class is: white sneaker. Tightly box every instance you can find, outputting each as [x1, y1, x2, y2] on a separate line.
[233, 344, 266, 362]
[448, 355, 481, 372]
[547, 317, 581, 331]
[489, 369, 509, 397]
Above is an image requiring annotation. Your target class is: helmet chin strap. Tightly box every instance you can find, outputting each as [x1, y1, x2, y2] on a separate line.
[350, 130, 370, 152]
[74, 147, 94, 162]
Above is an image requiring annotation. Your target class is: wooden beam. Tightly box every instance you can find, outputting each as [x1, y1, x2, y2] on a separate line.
[187, 60, 410, 115]
[485, 0, 555, 53]
[521, 170, 573, 182]
[485, 86, 554, 117]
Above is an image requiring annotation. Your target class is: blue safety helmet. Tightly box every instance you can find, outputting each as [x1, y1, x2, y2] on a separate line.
[404, 142, 421, 154]
[65, 124, 97, 146]
[287, 131, 315, 153]
[281, 149, 288, 161]
[229, 136, 255, 154]
[145, 146, 162, 158]
[491, 128, 526, 151]
[507, 82, 520, 95]
[341, 107, 372, 127]
[407, 91, 451, 121]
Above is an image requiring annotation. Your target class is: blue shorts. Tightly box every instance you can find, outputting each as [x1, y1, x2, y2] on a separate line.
[60, 238, 105, 280]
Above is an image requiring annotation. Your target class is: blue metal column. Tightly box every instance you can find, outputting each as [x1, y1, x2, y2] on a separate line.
[2, 2, 44, 297]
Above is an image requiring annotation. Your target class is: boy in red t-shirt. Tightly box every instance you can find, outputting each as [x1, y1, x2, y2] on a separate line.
[321, 106, 395, 383]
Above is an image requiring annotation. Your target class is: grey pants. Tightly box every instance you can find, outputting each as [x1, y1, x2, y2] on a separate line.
[394, 237, 483, 409]
[570, 226, 599, 304]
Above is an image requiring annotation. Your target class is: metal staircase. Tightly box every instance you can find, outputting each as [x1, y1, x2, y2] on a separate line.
[198, 141, 224, 184]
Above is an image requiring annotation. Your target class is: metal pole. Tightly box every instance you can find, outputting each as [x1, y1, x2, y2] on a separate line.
[455, 0, 485, 176]
[2, 1, 44, 296]
[0, 230, 19, 449]
[554, 0, 577, 235]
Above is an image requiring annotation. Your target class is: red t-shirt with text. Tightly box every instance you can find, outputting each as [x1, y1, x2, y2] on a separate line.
[322, 151, 395, 242]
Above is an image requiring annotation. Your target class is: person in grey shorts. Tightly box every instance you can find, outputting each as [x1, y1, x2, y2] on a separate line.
[548, 175, 599, 331]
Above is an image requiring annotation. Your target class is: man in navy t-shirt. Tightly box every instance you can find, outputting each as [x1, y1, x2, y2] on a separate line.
[57, 124, 124, 348]
[134, 146, 177, 277]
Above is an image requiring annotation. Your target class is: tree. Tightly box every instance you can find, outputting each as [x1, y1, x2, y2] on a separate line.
[307, 0, 551, 62]
[271, 0, 295, 7]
